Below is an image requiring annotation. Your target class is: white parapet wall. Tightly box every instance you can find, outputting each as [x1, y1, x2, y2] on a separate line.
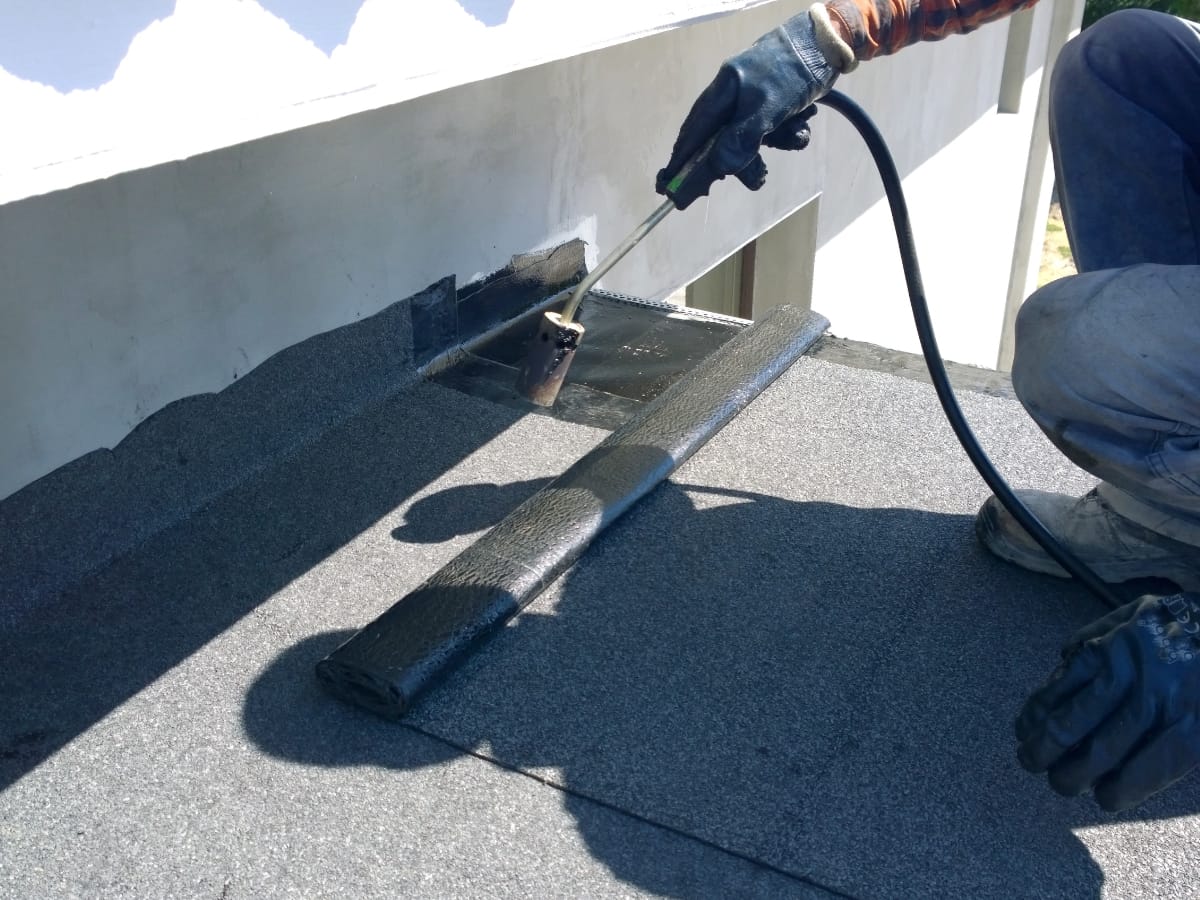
[0, 0, 782, 204]
[0, 0, 1069, 500]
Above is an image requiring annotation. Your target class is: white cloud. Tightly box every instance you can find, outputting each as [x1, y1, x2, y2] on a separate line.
[0, 0, 764, 188]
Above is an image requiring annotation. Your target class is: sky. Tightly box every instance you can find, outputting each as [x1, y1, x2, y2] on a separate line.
[0, 0, 763, 187]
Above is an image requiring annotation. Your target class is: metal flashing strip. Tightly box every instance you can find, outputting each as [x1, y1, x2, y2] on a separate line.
[588, 288, 751, 325]
[317, 305, 830, 719]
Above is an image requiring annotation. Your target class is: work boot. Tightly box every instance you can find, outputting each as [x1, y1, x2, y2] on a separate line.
[975, 487, 1200, 592]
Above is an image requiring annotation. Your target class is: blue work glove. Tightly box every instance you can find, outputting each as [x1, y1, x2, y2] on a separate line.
[656, 10, 840, 210]
[1016, 593, 1200, 811]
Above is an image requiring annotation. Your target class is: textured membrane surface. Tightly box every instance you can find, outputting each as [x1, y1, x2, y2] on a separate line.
[5, 335, 1200, 898]
[5, 380, 817, 898]
[405, 357, 1200, 899]
[319, 306, 829, 717]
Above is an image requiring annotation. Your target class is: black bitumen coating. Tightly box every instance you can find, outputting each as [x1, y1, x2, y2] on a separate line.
[477, 290, 745, 404]
[455, 240, 587, 345]
[435, 353, 646, 430]
[435, 291, 749, 429]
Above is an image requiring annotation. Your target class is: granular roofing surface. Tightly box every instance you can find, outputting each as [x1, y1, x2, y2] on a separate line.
[3, 324, 1198, 898]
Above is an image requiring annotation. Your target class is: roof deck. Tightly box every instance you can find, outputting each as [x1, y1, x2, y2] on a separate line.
[3, 289, 1195, 898]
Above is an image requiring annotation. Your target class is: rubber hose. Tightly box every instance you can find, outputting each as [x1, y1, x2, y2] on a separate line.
[816, 90, 1124, 611]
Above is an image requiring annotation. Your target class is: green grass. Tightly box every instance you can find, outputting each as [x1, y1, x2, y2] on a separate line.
[1084, 0, 1200, 28]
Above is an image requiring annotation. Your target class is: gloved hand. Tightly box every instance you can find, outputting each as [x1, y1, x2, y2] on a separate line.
[1016, 593, 1200, 811]
[656, 10, 840, 210]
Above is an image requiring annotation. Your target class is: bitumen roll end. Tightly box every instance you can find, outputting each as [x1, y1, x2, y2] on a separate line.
[317, 305, 829, 717]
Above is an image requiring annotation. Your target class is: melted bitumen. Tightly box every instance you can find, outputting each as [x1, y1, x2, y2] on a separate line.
[482, 294, 740, 402]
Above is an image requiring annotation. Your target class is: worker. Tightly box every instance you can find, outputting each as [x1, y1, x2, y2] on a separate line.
[656, 3, 1200, 812]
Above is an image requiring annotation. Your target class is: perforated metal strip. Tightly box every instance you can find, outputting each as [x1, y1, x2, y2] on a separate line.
[589, 288, 752, 325]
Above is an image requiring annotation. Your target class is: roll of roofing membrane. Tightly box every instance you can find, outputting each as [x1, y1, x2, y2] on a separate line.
[317, 304, 829, 719]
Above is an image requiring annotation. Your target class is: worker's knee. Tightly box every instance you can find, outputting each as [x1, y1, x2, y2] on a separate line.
[1013, 263, 1200, 425]
[1010, 270, 1119, 418]
[1053, 9, 1187, 114]
[1011, 280, 1070, 416]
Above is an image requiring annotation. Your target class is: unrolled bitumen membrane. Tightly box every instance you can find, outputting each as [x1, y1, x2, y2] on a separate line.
[316, 305, 830, 718]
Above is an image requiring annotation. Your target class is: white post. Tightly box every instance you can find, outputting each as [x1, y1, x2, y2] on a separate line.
[996, 0, 1086, 371]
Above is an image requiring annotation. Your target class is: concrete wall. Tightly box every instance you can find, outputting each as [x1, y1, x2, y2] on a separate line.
[0, 0, 1067, 500]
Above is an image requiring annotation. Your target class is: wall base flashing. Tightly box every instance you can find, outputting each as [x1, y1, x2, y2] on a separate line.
[0, 242, 586, 627]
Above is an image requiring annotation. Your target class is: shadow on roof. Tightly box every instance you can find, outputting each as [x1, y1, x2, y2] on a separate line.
[244, 480, 1200, 897]
[0, 382, 531, 792]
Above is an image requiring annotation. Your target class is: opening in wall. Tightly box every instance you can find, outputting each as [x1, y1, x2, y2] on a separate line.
[673, 196, 821, 320]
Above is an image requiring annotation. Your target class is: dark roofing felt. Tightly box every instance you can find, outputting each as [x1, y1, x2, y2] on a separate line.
[2, 299, 1197, 898]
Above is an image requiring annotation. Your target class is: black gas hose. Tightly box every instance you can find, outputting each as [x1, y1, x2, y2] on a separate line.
[816, 89, 1124, 610]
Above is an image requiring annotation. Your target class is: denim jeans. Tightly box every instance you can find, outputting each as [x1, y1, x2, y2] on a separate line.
[1012, 9, 1200, 543]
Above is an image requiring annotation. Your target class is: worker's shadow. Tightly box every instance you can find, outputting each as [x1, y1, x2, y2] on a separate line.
[245, 469, 1200, 898]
